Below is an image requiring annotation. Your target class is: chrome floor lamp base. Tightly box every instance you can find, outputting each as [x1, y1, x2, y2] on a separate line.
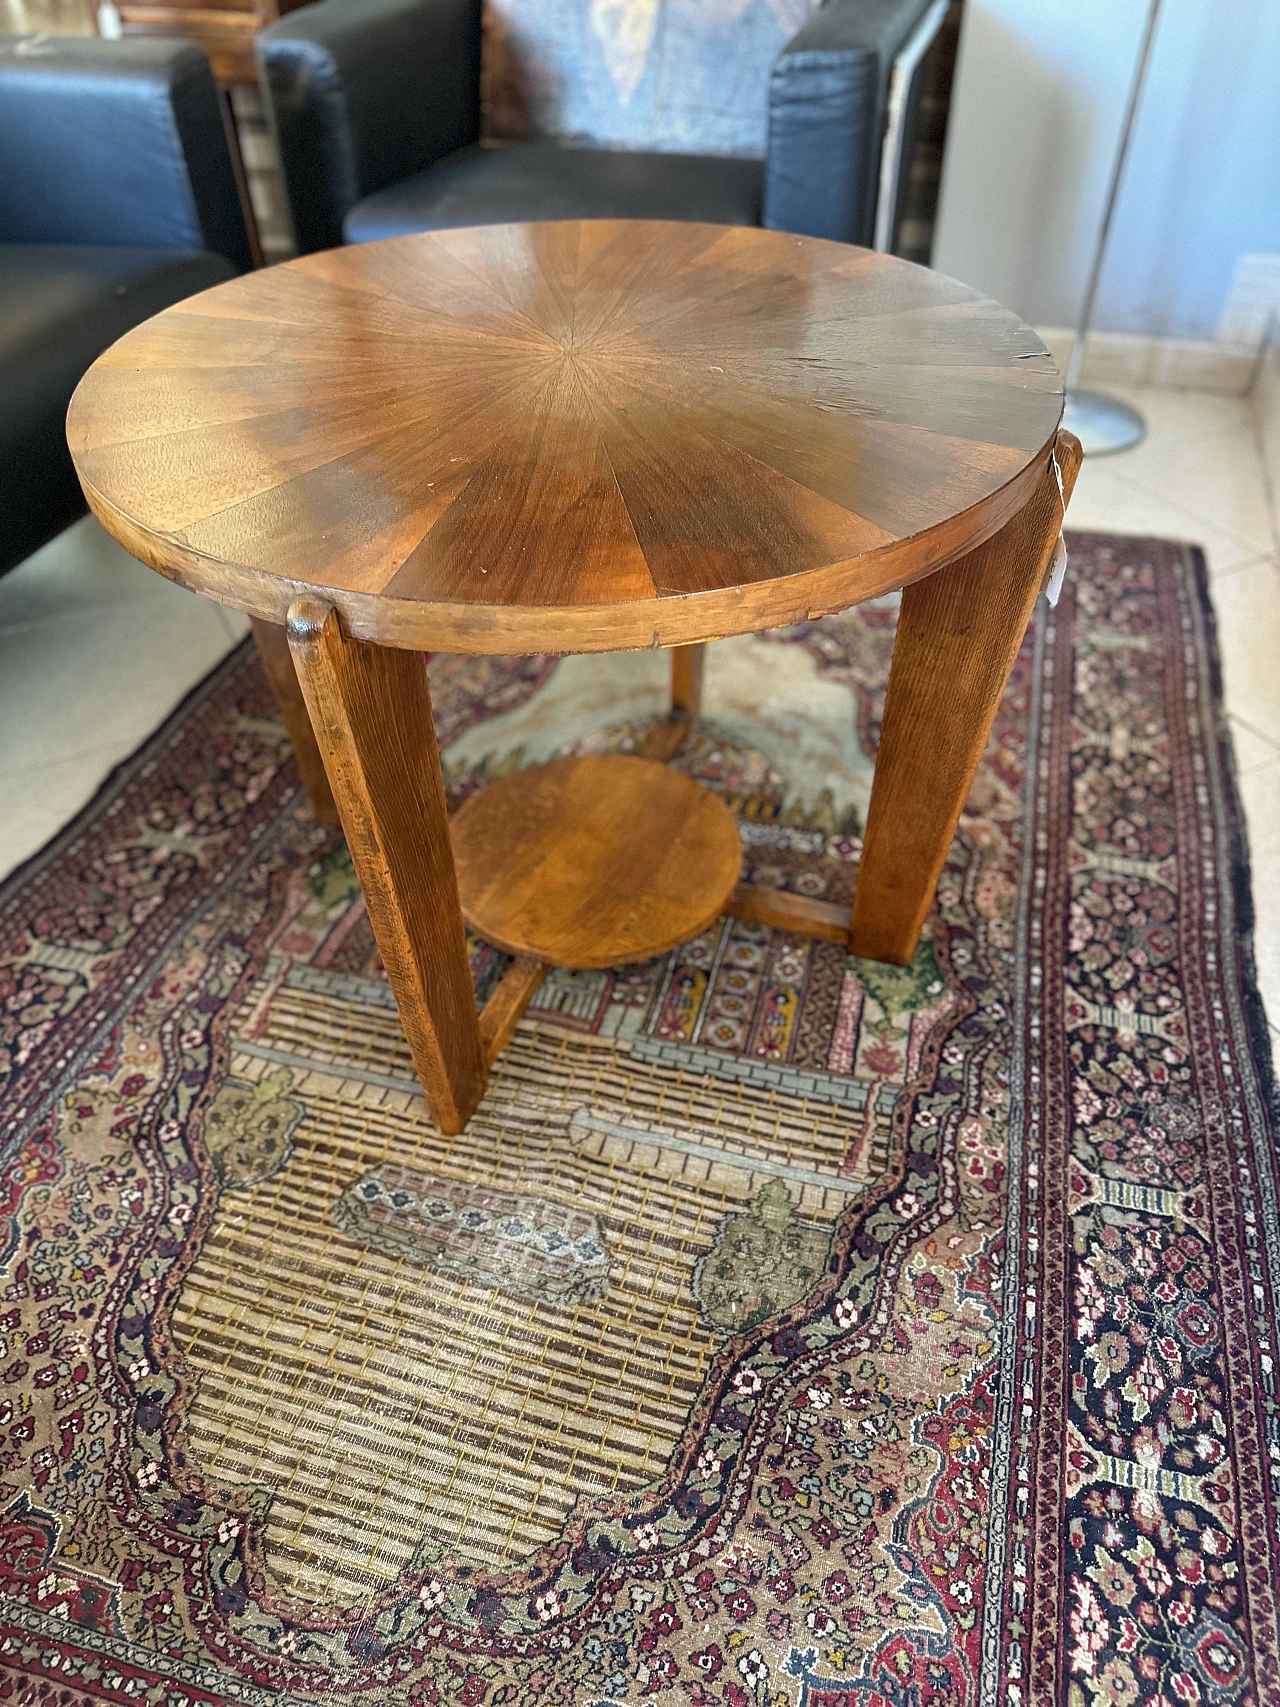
[1062, 388, 1145, 456]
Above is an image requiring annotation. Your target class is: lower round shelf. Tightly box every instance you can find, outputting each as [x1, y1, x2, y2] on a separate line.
[450, 754, 742, 969]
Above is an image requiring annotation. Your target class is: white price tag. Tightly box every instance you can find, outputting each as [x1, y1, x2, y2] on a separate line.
[1045, 536, 1068, 607]
[1044, 442, 1070, 607]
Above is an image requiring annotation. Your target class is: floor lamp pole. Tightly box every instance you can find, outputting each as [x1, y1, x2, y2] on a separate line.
[1063, 0, 1164, 455]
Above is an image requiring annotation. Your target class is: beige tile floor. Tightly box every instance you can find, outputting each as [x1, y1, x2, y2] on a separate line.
[1, 383, 1277, 1046]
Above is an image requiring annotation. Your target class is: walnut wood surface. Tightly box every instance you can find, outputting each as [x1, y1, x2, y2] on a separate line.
[641, 642, 705, 761]
[68, 221, 1063, 656]
[249, 617, 338, 825]
[726, 884, 852, 945]
[450, 755, 742, 968]
[670, 643, 705, 722]
[477, 956, 550, 1067]
[849, 429, 1083, 964]
[285, 598, 487, 1133]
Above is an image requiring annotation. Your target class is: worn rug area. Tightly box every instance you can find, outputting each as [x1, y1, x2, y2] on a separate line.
[0, 536, 1277, 1706]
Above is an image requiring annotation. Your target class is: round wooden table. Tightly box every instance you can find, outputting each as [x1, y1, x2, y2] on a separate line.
[68, 221, 1076, 1134]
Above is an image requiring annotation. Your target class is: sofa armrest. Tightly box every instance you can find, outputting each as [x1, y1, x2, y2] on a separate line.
[763, 0, 935, 246]
[257, 0, 482, 254]
[0, 35, 251, 269]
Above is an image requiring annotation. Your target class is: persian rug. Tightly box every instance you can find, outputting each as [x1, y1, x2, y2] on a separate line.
[0, 534, 1276, 1707]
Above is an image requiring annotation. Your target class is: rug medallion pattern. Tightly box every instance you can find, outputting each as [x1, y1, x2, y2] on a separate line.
[0, 537, 1275, 1704]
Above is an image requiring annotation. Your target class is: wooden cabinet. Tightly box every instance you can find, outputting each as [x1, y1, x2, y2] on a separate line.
[117, 0, 309, 86]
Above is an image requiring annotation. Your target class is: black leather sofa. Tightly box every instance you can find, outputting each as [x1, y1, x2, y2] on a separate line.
[0, 36, 253, 578]
[256, 0, 938, 254]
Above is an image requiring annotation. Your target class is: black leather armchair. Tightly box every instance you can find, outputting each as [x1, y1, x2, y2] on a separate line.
[0, 35, 253, 578]
[257, 0, 937, 254]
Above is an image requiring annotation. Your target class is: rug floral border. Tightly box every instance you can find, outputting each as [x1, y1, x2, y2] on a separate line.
[1, 538, 1277, 1705]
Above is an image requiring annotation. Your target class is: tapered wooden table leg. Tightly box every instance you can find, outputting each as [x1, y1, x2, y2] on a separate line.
[850, 431, 1082, 965]
[250, 617, 339, 826]
[671, 644, 705, 725]
[642, 643, 706, 762]
[286, 599, 487, 1134]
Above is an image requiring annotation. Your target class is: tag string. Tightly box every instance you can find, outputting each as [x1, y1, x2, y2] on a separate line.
[1051, 442, 1067, 526]
[1044, 442, 1070, 609]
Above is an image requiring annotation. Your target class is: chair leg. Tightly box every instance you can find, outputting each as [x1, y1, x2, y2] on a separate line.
[250, 617, 339, 826]
[285, 600, 487, 1134]
[849, 430, 1082, 965]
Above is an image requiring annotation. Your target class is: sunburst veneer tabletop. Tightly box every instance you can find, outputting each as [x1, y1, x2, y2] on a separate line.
[66, 219, 1075, 1135]
[67, 220, 1063, 656]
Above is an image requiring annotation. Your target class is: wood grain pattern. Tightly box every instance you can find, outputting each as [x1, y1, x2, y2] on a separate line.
[478, 956, 550, 1067]
[641, 643, 706, 761]
[285, 599, 486, 1134]
[249, 617, 338, 825]
[450, 755, 742, 969]
[67, 222, 1063, 656]
[670, 644, 705, 723]
[725, 884, 852, 945]
[848, 428, 1083, 965]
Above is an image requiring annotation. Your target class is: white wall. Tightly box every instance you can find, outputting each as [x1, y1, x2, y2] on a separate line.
[932, 0, 1280, 341]
[1256, 332, 1280, 544]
